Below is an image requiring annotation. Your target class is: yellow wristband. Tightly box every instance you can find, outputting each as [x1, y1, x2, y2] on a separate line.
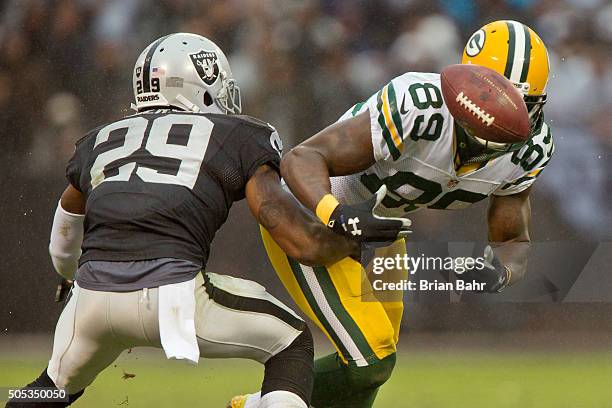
[315, 194, 340, 225]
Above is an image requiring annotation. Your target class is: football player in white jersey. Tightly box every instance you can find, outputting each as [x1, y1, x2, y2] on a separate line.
[232, 20, 554, 408]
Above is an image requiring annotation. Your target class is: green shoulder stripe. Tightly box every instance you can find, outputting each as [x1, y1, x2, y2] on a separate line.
[376, 90, 401, 160]
[501, 175, 536, 190]
[386, 82, 404, 142]
[351, 101, 365, 117]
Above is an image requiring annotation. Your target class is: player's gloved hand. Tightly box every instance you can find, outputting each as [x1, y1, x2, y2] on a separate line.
[315, 185, 411, 243]
[455, 245, 510, 293]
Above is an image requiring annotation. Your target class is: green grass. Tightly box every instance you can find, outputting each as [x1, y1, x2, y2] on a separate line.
[2, 350, 612, 407]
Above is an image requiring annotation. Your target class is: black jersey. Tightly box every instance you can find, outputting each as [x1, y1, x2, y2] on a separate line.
[67, 110, 282, 267]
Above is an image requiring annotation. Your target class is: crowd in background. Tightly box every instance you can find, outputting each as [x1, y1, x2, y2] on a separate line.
[2, 0, 611, 238]
[1, 0, 611, 332]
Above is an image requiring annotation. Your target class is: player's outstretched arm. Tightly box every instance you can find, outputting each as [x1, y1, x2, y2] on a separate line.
[281, 111, 375, 211]
[487, 187, 532, 285]
[453, 188, 531, 293]
[281, 112, 411, 243]
[246, 164, 360, 266]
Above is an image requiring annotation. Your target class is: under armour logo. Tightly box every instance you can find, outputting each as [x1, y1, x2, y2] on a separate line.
[347, 217, 362, 236]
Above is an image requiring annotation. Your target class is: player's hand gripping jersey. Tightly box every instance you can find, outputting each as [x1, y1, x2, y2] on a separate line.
[67, 110, 282, 274]
[332, 72, 554, 217]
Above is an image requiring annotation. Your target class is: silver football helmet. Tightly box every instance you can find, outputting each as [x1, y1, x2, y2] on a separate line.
[132, 33, 241, 114]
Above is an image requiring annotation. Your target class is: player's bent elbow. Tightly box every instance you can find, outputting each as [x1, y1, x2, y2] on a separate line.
[49, 247, 79, 280]
[279, 148, 297, 180]
[280, 145, 317, 179]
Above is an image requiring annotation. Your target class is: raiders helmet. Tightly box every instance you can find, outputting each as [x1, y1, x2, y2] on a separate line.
[132, 33, 241, 114]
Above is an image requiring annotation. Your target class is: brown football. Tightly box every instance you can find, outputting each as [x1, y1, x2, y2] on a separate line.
[440, 64, 530, 143]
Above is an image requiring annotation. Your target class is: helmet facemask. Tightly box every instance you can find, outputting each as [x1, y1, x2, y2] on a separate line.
[524, 93, 546, 132]
[458, 124, 524, 164]
[215, 74, 242, 114]
[510, 79, 547, 133]
[461, 84, 546, 159]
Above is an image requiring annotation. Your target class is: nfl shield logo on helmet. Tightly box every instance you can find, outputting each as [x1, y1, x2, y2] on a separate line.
[189, 50, 220, 85]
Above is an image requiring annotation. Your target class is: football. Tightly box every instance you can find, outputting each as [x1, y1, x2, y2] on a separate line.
[440, 64, 530, 144]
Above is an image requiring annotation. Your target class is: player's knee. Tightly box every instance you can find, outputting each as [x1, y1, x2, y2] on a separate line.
[263, 326, 314, 406]
[363, 326, 397, 366]
[267, 324, 314, 372]
[367, 352, 396, 388]
[380, 328, 398, 350]
[347, 352, 396, 390]
[292, 324, 314, 359]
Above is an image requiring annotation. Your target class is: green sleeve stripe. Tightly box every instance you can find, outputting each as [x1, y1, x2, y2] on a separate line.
[543, 127, 554, 158]
[386, 82, 404, 141]
[501, 175, 536, 190]
[376, 90, 401, 160]
[351, 101, 365, 117]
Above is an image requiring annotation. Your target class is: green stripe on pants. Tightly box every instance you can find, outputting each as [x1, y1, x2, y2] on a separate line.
[287, 258, 353, 361]
[313, 265, 377, 362]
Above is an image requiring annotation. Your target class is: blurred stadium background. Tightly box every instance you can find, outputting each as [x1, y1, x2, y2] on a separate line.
[1, 0, 611, 406]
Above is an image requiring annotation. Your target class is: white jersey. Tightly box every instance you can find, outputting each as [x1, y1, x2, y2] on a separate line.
[331, 72, 554, 217]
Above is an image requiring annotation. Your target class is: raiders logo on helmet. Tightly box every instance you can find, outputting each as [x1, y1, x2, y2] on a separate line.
[189, 50, 220, 85]
[465, 29, 486, 57]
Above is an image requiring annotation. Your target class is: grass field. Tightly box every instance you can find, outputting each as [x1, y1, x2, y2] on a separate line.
[2, 348, 612, 407]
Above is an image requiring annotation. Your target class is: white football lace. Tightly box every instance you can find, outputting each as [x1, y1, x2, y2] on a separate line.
[456, 92, 495, 126]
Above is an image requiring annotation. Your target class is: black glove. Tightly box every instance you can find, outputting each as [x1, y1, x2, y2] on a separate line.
[326, 185, 411, 243]
[455, 245, 510, 293]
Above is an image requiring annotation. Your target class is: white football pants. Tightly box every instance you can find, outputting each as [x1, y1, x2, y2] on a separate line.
[47, 272, 305, 394]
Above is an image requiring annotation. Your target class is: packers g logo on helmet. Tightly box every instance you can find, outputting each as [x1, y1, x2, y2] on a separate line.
[465, 29, 486, 57]
[462, 20, 549, 131]
[462, 20, 549, 97]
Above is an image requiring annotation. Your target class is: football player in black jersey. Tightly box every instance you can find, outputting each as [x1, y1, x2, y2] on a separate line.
[6, 33, 409, 408]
